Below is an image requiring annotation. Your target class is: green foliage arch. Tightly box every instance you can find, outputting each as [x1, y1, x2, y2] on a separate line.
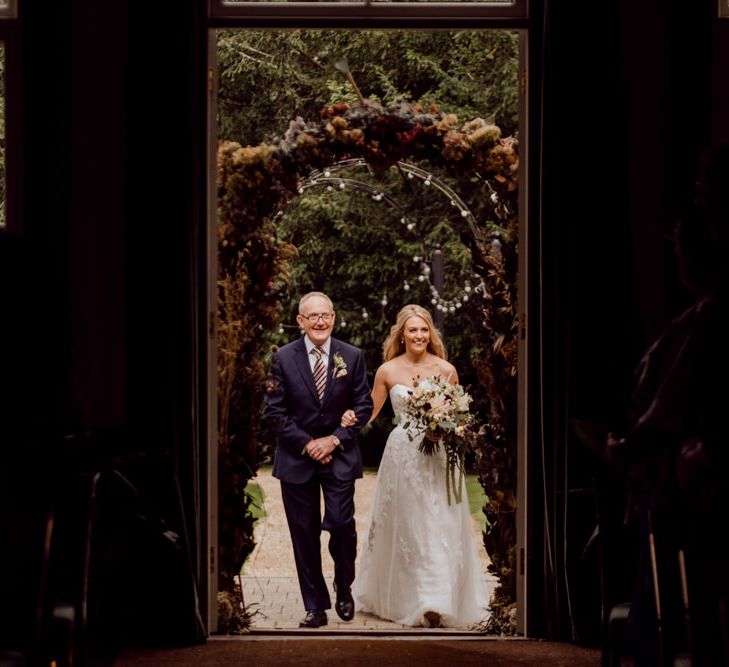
[217, 98, 519, 634]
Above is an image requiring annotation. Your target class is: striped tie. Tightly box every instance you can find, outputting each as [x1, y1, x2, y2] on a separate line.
[311, 347, 327, 402]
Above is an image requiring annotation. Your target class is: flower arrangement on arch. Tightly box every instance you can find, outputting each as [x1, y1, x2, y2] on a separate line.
[400, 375, 481, 505]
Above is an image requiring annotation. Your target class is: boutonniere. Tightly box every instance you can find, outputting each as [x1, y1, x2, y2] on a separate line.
[332, 352, 348, 379]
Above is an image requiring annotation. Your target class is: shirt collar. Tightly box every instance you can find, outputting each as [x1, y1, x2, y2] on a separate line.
[304, 336, 331, 357]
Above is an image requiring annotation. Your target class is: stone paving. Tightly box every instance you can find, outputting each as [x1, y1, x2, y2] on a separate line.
[239, 468, 498, 634]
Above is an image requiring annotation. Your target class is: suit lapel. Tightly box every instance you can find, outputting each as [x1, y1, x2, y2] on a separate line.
[293, 338, 320, 403]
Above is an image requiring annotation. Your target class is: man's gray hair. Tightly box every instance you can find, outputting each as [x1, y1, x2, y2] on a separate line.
[298, 291, 334, 313]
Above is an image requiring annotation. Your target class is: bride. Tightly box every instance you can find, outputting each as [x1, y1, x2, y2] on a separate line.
[341, 304, 493, 628]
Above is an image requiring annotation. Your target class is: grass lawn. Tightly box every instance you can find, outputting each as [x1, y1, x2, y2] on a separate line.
[247, 466, 487, 530]
[245, 481, 266, 521]
[466, 474, 488, 533]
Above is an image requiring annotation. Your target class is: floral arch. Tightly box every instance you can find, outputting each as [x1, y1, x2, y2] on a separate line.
[216, 98, 519, 633]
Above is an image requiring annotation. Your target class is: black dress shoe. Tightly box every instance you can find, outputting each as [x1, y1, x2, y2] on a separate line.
[335, 588, 355, 621]
[299, 609, 328, 628]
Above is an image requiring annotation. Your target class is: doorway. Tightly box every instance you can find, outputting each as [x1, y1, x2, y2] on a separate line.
[206, 7, 529, 636]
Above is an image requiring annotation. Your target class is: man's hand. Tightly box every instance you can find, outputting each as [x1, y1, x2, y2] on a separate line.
[305, 436, 336, 464]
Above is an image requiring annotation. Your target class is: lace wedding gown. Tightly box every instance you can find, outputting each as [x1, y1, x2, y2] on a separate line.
[352, 383, 493, 627]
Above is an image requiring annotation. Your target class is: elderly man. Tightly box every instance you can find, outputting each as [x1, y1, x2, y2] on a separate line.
[264, 291, 373, 628]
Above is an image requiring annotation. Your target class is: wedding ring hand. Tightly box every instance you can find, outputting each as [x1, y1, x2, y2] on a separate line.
[308, 438, 332, 461]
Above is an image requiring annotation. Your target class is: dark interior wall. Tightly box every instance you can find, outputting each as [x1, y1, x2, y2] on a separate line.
[63, 1, 129, 429]
[0, 0, 105, 653]
[0, 0, 206, 659]
[527, 0, 637, 642]
[530, 0, 726, 644]
[714, 16, 729, 144]
[619, 0, 714, 347]
[124, 0, 207, 648]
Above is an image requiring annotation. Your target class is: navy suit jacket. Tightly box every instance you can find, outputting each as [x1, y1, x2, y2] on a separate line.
[264, 336, 374, 484]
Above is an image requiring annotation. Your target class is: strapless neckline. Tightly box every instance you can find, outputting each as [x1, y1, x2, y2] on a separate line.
[388, 384, 414, 421]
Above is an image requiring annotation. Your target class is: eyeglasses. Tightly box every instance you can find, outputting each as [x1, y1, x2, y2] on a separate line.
[301, 312, 334, 323]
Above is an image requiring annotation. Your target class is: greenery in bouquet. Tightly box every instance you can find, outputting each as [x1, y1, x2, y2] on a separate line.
[400, 375, 481, 504]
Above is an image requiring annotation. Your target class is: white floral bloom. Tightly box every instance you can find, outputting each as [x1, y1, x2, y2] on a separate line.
[429, 393, 448, 411]
[456, 393, 472, 412]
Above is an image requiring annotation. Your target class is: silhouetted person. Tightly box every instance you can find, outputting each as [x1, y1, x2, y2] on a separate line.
[606, 143, 729, 667]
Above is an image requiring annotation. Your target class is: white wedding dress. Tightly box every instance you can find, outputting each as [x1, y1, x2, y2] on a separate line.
[352, 383, 493, 627]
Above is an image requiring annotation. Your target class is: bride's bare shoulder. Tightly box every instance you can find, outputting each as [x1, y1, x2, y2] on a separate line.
[376, 358, 396, 373]
[374, 359, 397, 382]
[376, 357, 410, 388]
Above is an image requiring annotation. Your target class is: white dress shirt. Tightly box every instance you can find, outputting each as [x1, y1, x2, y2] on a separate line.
[304, 336, 331, 372]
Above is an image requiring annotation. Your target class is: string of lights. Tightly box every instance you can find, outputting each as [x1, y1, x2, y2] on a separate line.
[295, 158, 488, 317]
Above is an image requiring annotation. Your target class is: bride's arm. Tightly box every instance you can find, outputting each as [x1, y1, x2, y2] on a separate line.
[368, 366, 389, 422]
[341, 365, 390, 426]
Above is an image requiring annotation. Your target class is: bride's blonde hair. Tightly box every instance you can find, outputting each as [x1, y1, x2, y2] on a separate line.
[382, 304, 447, 361]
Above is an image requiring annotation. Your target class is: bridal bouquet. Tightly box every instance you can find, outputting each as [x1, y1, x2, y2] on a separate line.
[401, 375, 480, 505]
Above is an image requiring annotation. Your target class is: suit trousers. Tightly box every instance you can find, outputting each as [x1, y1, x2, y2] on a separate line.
[280, 467, 357, 612]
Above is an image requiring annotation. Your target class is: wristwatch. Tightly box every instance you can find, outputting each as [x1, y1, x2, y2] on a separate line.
[331, 435, 341, 448]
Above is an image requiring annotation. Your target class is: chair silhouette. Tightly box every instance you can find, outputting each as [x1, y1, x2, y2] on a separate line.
[600, 506, 694, 667]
